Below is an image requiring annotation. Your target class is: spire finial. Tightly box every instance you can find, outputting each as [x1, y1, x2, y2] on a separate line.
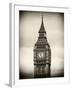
[41, 13, 43, 24]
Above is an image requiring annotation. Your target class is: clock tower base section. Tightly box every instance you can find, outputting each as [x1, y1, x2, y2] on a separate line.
[34, 63, 51, 78]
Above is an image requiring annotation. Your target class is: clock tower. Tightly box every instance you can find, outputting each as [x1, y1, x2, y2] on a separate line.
[33, 15, 51, 78]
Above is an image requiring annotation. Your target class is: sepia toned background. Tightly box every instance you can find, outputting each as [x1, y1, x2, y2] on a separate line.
[19, 11, 64, 79]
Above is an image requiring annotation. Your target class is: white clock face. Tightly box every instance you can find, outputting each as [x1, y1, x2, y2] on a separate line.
[38, 52, 45, 59]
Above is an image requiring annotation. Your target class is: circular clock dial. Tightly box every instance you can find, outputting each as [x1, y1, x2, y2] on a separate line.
[38, 52, 45, 59]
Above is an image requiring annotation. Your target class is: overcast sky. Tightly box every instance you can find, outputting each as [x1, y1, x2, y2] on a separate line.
[19, 11, 64, 77]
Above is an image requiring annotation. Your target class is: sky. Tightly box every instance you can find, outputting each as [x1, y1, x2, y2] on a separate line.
[19, 11, 64, 78]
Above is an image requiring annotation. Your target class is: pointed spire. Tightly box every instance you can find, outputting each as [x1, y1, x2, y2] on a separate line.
[41, 13, 43, 22]
[39, 14, 46, 33]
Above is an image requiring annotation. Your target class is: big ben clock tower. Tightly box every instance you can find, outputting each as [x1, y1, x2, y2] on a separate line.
[33, 15, 51, 78]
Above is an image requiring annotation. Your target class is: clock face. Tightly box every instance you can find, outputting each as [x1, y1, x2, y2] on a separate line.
[37, 52, 45, 59]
